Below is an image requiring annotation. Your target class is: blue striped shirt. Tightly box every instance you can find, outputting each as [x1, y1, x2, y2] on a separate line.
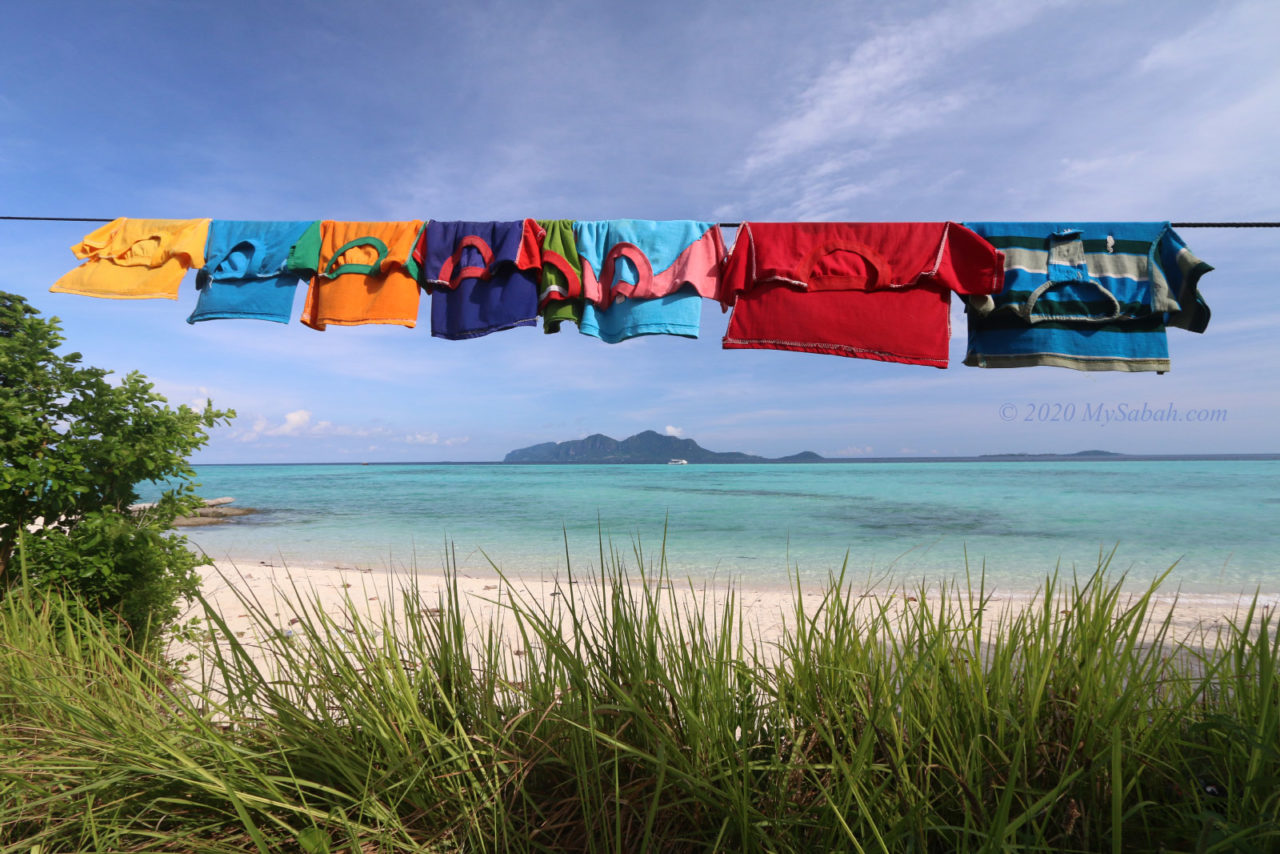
[962, 222, 1211, 372]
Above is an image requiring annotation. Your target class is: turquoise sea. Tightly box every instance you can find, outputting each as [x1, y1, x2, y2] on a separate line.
[153, 460, 1280, 595]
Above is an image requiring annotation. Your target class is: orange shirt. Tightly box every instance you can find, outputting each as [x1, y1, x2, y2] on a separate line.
[287, 220, 425, 330]
[51, 218, 210, 299]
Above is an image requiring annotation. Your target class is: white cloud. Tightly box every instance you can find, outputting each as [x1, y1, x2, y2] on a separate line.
[238, 412, 309, 442]
[1139, 0, 1280, 76]
[230, 410, 472, 450]
[835, 445, 874, 457]
[1205, 312, 1280, 336]
[776, 169, 904, 224]
[147, 378, 226, 414]
[405, 432, 440, 444]
[743, 0, 1064, 173]
[265, 409, 312, 436]
[178, 385, 216, 411]
[664, 425, 684, 437]
[1057, 152, 1143, 180]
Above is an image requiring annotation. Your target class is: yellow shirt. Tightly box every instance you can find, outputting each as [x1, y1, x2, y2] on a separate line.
[51, 218, 211, 299]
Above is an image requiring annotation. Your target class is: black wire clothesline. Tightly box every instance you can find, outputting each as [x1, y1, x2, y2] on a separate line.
[2, 216, 1279, 228]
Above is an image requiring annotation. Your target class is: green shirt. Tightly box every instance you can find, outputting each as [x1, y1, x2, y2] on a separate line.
[536, 219, 584, 333]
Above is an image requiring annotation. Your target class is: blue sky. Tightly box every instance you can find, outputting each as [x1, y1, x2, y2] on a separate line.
[2, 0, 1278, 463]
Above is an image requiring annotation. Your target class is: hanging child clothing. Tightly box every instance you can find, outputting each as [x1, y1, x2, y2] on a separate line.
[187, 220, 315, 323]
[962, 222, 1212, 372]
[51, 218, 211, 299]
[720, 222, 1006, 367]
[571, 219, 726, 343]
[537, 219, 584, 333]
[414, 219, 543, 340]
[286, 221, 424, 330]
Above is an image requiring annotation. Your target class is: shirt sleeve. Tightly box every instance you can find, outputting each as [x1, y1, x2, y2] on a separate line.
[168, 219, 211, 268]
[516, 219, 545, 272]
[404, 221, 426, 282]
[718, 222, 755, 309]
[933, 222, 1006, 296]
[380, 221, 423, 277]
[285, 221, 323, 276]
[1158, 227, 1213, 332]
[70, 218, 127, 261]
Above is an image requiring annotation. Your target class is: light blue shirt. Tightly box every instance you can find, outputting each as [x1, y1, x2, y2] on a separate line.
[188, 220, 315, 323]
[579, 286, 702, 343]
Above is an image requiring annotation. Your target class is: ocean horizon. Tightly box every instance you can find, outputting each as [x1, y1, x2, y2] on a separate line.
[194, 452, 1280, 466]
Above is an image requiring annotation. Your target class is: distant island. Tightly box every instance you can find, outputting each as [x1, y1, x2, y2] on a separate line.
[976, 450, 1125, 459]
[503, 430, 823, 464]
[501, 436, 1148, 465]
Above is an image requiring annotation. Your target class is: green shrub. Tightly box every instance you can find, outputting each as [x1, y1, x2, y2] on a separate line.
[0, 290, 233, 647]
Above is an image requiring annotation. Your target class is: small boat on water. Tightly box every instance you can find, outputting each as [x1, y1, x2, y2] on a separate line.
[668, 458, 688, 465]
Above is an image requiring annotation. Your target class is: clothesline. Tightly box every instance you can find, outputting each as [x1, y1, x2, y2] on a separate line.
[3, 215, 1280, 229]
[40, 218, 1217, 374]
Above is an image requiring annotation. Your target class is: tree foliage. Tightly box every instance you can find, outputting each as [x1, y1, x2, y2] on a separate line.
[0, 291, 233, 644]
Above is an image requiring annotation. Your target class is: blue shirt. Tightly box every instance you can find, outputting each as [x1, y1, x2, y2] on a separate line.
[419, 220, 540, 340]
[187, 220, 315, 323]
[962, 222, 1211, 372]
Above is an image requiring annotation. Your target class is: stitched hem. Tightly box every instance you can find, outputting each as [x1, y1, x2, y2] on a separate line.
[202, 271, 296, 282]
[49, 286, 180, 300]
[583, 322, 699, 344]
[432, 316, 537, 340]
[723, 336, 947, 368]
[757, 274, 810, 289]
[964, 352, 1170, 372]
[302, 317, 418, 331]
[187, 311, 291, 324]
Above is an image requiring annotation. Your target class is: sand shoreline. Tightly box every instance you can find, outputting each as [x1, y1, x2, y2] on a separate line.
[174, 557, 1279, 665]
[164, 556, 1280, 719]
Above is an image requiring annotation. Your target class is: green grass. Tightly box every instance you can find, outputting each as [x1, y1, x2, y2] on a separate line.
[2, 546, 1278, 852]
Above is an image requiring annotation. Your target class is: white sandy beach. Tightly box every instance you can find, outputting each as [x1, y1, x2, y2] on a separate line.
[172, 557, 802, 675]
[170, 556, 1279, 690]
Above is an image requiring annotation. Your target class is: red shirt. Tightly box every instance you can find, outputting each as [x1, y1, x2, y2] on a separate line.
[720, 222, 1005, 368]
